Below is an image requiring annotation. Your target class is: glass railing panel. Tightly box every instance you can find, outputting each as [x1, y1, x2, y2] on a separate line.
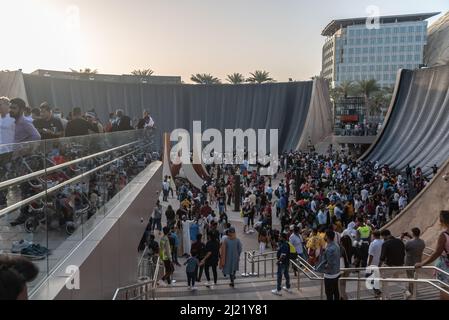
[0, 142, 50, 293]
[0, 128, 159, 295]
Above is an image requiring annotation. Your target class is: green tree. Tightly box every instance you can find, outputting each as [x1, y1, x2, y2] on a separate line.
[131, 69, 154, 76]
[355, 79, 380, 121]
[190, 73, 221, 84]
[329, 81, 355, 103]
[246, 70, 274, 84]
[226, 73, 245, 84]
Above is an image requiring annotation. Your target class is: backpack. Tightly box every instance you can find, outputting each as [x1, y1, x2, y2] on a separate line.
[287, 241, 297, 254]
[275, 189, 280, 198]
[168, 234, 175, 247]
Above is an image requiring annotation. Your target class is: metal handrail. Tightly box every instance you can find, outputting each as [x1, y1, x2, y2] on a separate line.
[112, 279, 154, 300]
[137, 247, 149, 277]
[0, 144, 147, 218]
[0, 141, 139, 191]
[113, 256, 161, 300]
[243, 250, 449, 300]
[292, 255, 449, 299]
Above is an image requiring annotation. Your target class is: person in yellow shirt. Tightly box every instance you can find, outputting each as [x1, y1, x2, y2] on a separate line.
[343, 201, 354, 226]
[328, 202, 336, 217]
[181, 198, 191, 210]
[306, 228, 326, 266]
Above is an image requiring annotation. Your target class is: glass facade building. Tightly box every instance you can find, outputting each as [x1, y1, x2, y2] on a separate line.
[321, 13, 439, 88]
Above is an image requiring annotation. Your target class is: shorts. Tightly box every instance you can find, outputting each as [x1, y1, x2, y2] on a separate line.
[243, 217, 249, 225]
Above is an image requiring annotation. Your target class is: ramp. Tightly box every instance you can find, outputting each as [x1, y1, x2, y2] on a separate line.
[360, 65, 449, 176]
[383, 156, 449, 248]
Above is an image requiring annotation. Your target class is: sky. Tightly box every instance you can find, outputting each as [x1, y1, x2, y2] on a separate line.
[1, 0, 448, 83]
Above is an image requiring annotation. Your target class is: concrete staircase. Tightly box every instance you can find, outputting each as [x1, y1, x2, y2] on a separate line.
[154, 269, 441, 300]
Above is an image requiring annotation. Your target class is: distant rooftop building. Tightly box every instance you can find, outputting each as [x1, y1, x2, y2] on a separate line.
[321, 12, 439, 88]
[425, 11, 449, 67]
[30, 69, 182, 84]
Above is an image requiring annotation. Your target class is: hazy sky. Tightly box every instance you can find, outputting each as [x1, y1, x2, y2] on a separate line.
[2, 0, 448, 83]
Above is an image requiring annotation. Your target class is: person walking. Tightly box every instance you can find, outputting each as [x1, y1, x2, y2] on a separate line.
[271, 232, 292, 296]
[219, 227, 242, 287]
[184, 252, 200, 291]
[378, 229, 405, 300]
[159, 227, 174, 285]
[162, 178, 170, 202]
[165, 205, 176, 230]
[191, 233, 206, 282]
[316, 230, 341, 301]
[289, 226, 305, 275]
[170, 228, 181, 267]
[201, 232, 220, 288]
[415, 211, 449, 300]
[399, 227, 425, 298]
[152, 201, 163, 234]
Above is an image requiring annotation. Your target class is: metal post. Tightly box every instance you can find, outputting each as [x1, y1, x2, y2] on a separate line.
[412, 270, 418, 300]
[356, 271, 361, 300]
[320, 279, 324, 300]
[272, 257, 274, 278]
[264, 257, 267, 278]
[242, 252, 248, 277]
[257, 256, 260, 277]
[250, 250, 256, 276]
[297, 266, 301, 291]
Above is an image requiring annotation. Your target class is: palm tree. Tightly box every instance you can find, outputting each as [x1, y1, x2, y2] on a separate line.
[131, 69, 154, 76]
[190, 73, 221, 84]
[355, 79, 380, 121]
[338, 81, 356, 99]
[369, 91, 386, 116]
[328, 81, 355, 103]
[226, 73, 245, 84]
[70, 68, 98, 74]
[246, 70, 274, 84]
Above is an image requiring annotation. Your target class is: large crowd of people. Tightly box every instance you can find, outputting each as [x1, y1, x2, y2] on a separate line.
[335, 122, 381, 136]
[141, 148, 448, 300]
[0, 96, 155, 145]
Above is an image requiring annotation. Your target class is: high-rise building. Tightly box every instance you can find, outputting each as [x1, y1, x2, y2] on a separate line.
[321, 12, 439, 88]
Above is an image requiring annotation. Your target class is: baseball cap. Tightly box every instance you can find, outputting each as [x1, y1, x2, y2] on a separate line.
[85, 111, 96, 119]
[228, 227, 236, 234]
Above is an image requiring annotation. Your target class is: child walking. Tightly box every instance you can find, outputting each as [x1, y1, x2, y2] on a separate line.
[184, 253, 200, 291]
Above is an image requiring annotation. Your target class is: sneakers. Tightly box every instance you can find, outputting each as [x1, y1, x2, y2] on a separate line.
[404, 290, 412, 299]
[11, 239, 32, 253]
[191, 286, 198, 291]
[205, 282, 210, 287]
[10, 214, 28, 227]
[20, 244, 50, 257]
[271, 289, 282, 296]
[282, 286, 292, 293]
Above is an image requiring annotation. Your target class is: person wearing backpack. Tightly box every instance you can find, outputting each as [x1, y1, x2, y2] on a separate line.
[271, 232, 292, 296]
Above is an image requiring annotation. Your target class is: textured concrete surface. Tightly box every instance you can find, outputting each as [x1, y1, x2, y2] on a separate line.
[425, 11, 449, 67]
[383, 156, 449, 249]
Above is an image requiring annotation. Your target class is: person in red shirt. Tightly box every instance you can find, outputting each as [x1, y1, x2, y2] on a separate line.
[200, 201, 213, 218]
